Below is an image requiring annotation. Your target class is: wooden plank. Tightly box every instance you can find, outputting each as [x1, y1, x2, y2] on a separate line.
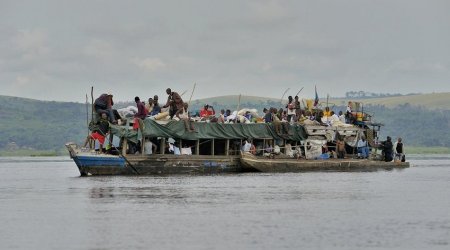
[122, 138, 127, 156]
[225, 139, 230, 156]
[160, 138, 166, 155]
[196, 140, 200, 155]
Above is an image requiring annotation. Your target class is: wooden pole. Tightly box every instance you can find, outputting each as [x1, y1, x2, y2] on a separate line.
[225, 139, 230, 156]
[295, 87, 304, 97]
[211, 139, 215, 156]
[280, 88, 290, 105]
[196, 140, 200, 155]
[187, 83, 196, 112]
[122, 138, 128, 156]
[86, 94, 89, 137]
[91, 86, 94, 121]
[236, 94, 242, 112]
[160, 138, 166, 155]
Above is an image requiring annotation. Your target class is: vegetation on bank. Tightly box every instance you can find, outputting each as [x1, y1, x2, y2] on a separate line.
[405, 146, 450, 155]
[1, 93, 450, 153]
[0, 148, 68, 157]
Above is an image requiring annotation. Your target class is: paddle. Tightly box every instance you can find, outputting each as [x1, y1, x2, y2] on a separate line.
[95, 127, 140, 175]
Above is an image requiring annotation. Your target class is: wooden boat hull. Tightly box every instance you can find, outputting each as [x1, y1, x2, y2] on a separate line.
[240, 152, 410, 172]
[66, 143, 249, 176]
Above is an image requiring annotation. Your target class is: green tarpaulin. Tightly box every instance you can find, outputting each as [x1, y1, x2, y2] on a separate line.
[111, 119, 308, 143]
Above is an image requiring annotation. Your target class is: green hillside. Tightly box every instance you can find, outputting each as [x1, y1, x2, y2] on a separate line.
[191, 93, 450, 111]
[0, 93, 449, 155]
[0, 95, 88, 154]
[330, 92, 450, 110]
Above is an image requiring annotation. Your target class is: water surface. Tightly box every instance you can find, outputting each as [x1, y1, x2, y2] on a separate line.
[0, 155, 449, 250]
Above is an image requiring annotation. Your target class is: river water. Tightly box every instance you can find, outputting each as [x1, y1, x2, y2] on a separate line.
[0, 155, 449, 250]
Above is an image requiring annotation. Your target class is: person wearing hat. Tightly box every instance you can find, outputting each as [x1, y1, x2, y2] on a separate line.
[94, 92, 116, 123]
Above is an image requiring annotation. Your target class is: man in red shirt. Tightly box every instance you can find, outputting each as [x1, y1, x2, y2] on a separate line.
[134, 96, 147, 119]
[200, 104, 216, 121]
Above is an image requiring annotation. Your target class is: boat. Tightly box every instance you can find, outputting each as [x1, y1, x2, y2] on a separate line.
[66, 118, 308, 176]
[240, 151, 409, 172]
[66, 105, 409, 176]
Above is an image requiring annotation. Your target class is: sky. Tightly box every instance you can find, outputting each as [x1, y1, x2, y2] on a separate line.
[1, 0, 449, 103]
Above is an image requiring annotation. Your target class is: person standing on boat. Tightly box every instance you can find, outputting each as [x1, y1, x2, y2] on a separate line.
[134, 96, 147, 119]
[286, 96, 296, 123]
[394, 137, 405, 162]
[336, 138, 346, 159]
[94, 92, 116, 124]
[294, 96, 301, 121]
[345, 99, 355, 124]
[381, 136, 394, 162]
[357, 136, 369, 159]
[163, 88, 184, 119]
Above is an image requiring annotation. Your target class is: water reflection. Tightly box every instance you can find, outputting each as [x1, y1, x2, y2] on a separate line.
[89, 186, 188, 201]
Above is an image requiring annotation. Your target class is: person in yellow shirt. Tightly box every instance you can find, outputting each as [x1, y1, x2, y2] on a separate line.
[323, 106, 332, 117]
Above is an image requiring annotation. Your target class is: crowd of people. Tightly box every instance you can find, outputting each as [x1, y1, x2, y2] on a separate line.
[86, 89, 404, 162]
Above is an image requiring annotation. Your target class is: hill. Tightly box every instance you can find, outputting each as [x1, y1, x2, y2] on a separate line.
[190, 93, 450, 111]
[329, 92, 450, 110]
[0, 93, 449, 154]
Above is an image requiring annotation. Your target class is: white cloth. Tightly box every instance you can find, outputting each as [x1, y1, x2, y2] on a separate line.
[339, 114, 346, 123]
[226, 111, 238, 122]
[144, 141, 154, 155]
[242, 141, 252, 152]
[357, 139, 367, 148]
[181, 147, 192, 155]
[330, 114, 340, 125]
[179, 108, 188, 119]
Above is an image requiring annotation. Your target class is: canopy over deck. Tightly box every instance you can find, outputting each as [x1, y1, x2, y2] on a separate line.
[110, 119, 308, 143]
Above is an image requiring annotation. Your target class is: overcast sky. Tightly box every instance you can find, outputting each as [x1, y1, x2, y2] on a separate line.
[1, 0, 449, 103]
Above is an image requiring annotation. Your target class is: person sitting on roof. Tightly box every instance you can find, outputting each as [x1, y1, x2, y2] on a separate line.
[200, 104, 216, 122]
[263, 107, 273, 123]
[83, 112, 110, 152]
[217, 109, 224, 123]
[244, 111, 252, 122]
[146, 98, 154, 114]
[329, 111, 340, 126]
[338, 111, 346, 123]
[226, 110, 238, 123]
[323, 107, 332, 117]
[163, 88, 184, 119]
[273, 108, 290, 135]
[175, 102, 196, 132]
[94, 92, 116, 123]
[150, 98, 161, 116]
